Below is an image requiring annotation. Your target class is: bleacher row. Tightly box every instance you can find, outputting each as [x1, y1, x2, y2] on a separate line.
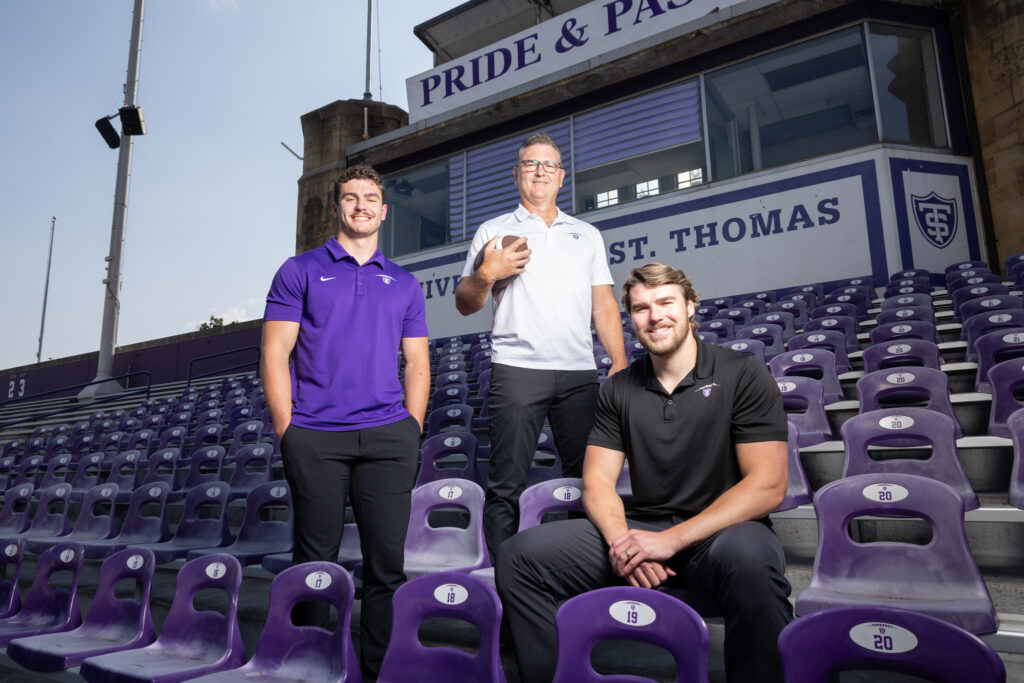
[0, 251, 1022, 679]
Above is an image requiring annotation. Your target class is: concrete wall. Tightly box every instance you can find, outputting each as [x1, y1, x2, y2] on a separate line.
[958, 0, 1024, 267]
[295, 99, 408, 255]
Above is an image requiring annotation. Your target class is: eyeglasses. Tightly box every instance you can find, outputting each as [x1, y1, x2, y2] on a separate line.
[518, 159, 562, 173]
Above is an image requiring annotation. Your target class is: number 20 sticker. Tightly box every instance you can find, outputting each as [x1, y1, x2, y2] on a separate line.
[862, 484, 909, 503]
[849, 622, 918, 654]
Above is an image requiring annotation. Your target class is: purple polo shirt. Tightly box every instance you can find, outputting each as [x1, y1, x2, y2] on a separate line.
[263, 238, 428, 431]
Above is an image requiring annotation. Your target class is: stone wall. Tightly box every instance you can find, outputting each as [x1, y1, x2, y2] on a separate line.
[958, 0, 1024, 268]
[294, 99, 407, 255]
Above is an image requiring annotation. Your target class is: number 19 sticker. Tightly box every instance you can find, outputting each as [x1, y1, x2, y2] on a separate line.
[609, 600, 656, 627]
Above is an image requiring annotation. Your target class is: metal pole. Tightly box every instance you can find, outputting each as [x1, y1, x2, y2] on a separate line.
[363, 0, 373, 100]
[79, 0, 145, 400]
[36, 216, 56, 364]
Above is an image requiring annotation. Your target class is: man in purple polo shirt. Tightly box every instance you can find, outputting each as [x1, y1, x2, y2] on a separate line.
[261, 165, 429, 679]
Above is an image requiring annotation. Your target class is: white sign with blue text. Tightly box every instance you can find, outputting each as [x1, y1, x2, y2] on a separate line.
[406, 0, 754, 122]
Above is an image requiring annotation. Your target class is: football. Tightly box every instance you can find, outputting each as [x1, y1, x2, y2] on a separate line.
[472, 235, 528, 274]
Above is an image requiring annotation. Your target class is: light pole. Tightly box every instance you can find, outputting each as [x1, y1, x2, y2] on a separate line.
[36, 216, 56, 364]
[79, 0, 146, 399]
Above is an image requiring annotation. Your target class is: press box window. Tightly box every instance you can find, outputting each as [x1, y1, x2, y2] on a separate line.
[573, 80, 705, 214]
[706, 26, 877, 180]
[381, 159, 450, 258]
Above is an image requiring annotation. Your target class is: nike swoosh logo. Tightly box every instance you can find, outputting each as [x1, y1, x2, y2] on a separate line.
[320, 276, 336, 281]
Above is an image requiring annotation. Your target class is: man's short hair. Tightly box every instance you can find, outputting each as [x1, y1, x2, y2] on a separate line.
[334, 165, 386, 203]
[621, 262, 701, 333]
[518, 132, 562, 164]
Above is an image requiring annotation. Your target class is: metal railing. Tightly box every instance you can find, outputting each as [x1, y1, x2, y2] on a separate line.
[185, 346, 260, 390]
[0, 370, 152, 432]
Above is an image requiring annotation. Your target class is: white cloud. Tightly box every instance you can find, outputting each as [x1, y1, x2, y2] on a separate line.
[185, 301, 260, 331]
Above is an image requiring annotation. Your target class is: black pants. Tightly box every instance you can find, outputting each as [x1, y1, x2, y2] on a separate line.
[496, 517, 793, 683]
[280, 418, 420, 679]
[485, 363, 599, 560]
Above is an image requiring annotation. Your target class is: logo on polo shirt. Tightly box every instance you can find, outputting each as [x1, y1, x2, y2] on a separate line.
[320, 276, 336, 281]
[376, 274, 395, 285]
[568, 232, 581, 240]
[695, 382, 720, 398]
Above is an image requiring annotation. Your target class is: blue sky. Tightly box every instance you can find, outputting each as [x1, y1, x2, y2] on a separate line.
[0, 0, 453, 370]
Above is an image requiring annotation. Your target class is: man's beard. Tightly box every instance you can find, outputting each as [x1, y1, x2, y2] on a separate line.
[636, 318, 691, 356]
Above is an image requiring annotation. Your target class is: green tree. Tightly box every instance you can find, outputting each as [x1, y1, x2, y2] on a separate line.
[198, 315, 224, 331]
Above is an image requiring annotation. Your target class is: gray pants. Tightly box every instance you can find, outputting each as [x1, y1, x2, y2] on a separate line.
[496, 517, 793, 682]
[485, 363, 599, 560]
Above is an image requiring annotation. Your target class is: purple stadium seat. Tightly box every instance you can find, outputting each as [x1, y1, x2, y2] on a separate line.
[1005, 251, 1024, 276]
[404, 479, 488, 579]
[224, 419, 264, 462]
[861, 339, 943, 373]
[129, 481, 232, 564]
[417, 431, 479, 486]
[78, 482, 172, 560]
[0, 539, 25, 618]
[880, 292, 933, 311]
[0, 484, 34, 535]
[777, 422, 811, 511]
[787, 330, 851, 374]
[426, 404, 474, 437]
[752, 311, 796, 339]
[187, 481, 292, 566]
[25, 483, 120, 554]
[18, 483, 72, 540]
[157, 424, 189, 451]
[778, 606, 1005, 683]
[736, 323, 786, 359]
[959, 294, 1024, 330]
[140, 447, 183, 492]
[841, 408, 976, 509]
[988, 359, 1024, 438]
[1008, 409, 1024, 508]
[855, 368, 963, 439]
[964, 309, 1024, 361]
[770, 348, 844, 405]
[838, 276, 875, 290]
[875, 305, 937, 327]
[738, 298, 766, 316]
[719, 338, 766, 363]
[884, 277, 932, 299]
[698, 318, 736, 342]
[795, 473, 996, 634]
[708, 296, 734, 309]
[188, 422, 226, 460]
[823, 288, 870, 320]
[168, 445, 225, 503]
[7, 547, 157, 672]
[868, 320, 941, 346]
[0, 541, 84, 646]
[516, 477, 584, 531]
[7, 455, 44, 489]
[948, 271, 1002, 293]
[378, 572, 504, 683]
[975, 326, 1024, 392]
[945, 259, 989, 277]
[776, 376, 833, 447]
[696, 331, 719, 345]
[953, 283, 1009, 321]
[785, 287, 822, 309]
[769, 298, 810, 329]
[106, 450, 141, 498]
[551, 586, 709, 683]
[804, 315, 860, 352]
[809, 301, 858, 322]
[80, 554, 245, 682]
[432, 384, 470, 408]
[225, 443, 274, 500]
[188, 562, 361, 683]
[753, 290, 777, 305]
[714, 307, 753, 327]
[436, 370, 469, 389]
[36, 455, 72, 491]
[890, 267, 931, 280]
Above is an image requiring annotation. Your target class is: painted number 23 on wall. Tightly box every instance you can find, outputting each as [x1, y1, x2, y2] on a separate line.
[7, 379, 25, 399]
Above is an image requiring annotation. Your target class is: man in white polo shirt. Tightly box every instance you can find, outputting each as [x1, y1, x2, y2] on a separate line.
[455, 131, 628, 560]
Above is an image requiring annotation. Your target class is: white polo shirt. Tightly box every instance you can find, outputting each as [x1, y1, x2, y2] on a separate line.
[461, 205, 614, 371]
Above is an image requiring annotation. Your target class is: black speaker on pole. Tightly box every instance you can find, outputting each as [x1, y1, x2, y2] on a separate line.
[95, 117, 120, 149]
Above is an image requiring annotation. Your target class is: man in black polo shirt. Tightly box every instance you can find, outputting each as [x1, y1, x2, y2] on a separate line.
[496, 262, 793, 682]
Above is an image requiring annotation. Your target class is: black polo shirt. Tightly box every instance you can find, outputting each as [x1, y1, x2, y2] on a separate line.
[588, 340, 788, 519]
